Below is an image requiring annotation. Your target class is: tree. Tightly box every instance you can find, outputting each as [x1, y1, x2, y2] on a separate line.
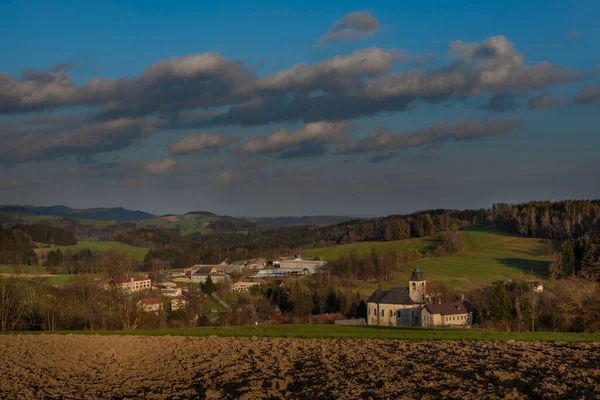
[0, 275, 24, 332]
[489, 285, 512, 323]
[202, 276, 217, 296]
[422, 214, 435, 237]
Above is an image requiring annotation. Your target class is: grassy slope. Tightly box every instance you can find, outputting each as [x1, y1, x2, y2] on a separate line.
[13, 324, 600, 342]
[306, 226, 552, 295]
[304, 236, 439, 260]
[46, 241, 149, 262]
[133, 214, 218, 235]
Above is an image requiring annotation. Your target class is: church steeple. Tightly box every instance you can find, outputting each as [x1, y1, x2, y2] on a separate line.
[409, 265, 426, 303]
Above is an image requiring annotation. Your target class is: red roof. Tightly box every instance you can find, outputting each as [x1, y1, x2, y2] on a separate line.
[142, 297, 161, 305]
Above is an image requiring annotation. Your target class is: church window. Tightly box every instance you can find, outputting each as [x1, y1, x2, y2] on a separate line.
[389, 310, 392, 317]
[368, 309, 370, 316]
[381, 310, 384, 317]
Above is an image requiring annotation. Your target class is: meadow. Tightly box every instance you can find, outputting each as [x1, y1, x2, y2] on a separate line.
[306, 226, 553, 294]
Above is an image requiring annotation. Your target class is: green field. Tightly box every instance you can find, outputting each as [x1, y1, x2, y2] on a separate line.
[138, 214, 220, 235]
[306, 227, 553, 295]
[304, 236, 439, 260]
[12, 324, 600, 342]
[45, 241, 149, 262]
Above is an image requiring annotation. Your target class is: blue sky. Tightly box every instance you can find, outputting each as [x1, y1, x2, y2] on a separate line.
[0, 0, 599, 216]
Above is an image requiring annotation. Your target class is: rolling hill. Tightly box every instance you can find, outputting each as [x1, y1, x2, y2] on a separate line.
[306, 226, 553, 294]
[43, 241, 149, 262]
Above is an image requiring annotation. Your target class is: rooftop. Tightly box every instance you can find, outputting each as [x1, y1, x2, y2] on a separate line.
[425, 301, 472, 316]
[409, 265, 425, 282]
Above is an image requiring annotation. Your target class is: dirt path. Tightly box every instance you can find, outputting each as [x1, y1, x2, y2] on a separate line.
[0, 335, 599, 399]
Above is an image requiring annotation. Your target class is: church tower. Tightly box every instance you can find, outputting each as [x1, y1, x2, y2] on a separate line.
[409, 265, 426, 303]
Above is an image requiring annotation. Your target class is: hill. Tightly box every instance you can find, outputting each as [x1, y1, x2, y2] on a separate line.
[43, 241, 149, 262]
[0, 205, 154, 221]
[251, 216, 357, 228]
[305, 227, 553, 294]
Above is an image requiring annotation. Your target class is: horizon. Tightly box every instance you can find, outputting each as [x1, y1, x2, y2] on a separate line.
[3, 196, 599, 219]
[1, 1, 599, 216]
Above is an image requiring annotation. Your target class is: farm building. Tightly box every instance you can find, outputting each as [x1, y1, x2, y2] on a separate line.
[421, 301, 472, 328]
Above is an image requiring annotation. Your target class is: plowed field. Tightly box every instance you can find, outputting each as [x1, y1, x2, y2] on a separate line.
[0, 335, 599, 399]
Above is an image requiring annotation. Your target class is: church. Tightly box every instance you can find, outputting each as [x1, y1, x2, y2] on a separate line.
[366, 266, 472, 328]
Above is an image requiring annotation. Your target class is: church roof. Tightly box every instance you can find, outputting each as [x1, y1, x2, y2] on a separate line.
[409, 265, 425, 282]
[367, 287, 412, 305]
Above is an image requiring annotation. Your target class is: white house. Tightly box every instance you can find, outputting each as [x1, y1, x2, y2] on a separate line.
[171, 297, 187, 311]
[141, 297, 162, 313]
[119, 276, 152, 293]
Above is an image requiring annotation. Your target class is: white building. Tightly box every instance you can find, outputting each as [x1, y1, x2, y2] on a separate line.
[119, 276, 152, 293]
[277, 254, 326, 271]
[161, 288, 182, 297]
[171, 297, 187, 311]
[190, 273, 230, 284]
[231, 281, 259, 292]
[141, 297, 162, 313]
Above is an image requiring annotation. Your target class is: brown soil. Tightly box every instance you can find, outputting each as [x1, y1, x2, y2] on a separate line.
[0, 335, 599, 399]
[162, 215, 180, 222]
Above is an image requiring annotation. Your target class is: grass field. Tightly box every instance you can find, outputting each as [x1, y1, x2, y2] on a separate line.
[12, 324, 600, 342]
[306, 226, 553, 295]
[139, 214, 219, 235]
[45, 241, 149, 262]
[304, 236, 439, 260]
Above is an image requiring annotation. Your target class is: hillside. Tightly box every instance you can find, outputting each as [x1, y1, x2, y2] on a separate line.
[0, 205, 154, 221]
[306, 227, 553, 294]
[251, 215, 356, 227]
[43, 241, 149, 262]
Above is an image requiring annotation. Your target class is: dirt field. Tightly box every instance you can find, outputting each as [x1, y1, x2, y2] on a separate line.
[0, 335, 599, 399]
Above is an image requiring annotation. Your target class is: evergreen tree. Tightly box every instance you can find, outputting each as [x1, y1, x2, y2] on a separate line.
[489, 285, 512, 322]
[202, 276, 217, 296]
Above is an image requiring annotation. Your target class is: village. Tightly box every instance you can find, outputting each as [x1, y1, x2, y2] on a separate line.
[113, 253, 545, 329]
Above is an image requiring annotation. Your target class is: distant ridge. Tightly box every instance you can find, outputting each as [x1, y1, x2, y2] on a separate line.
[0, 205, 154, 221]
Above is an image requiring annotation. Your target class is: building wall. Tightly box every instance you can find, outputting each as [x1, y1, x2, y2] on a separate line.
[278, 260, 325, 270]
[367, 302, 422, 327]
[190, 275, 230, 284]
[409, 280, 426, 303]
[121, 279, 151, 293]
[421, 309, 472, 328]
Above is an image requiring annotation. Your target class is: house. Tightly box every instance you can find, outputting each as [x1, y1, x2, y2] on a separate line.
[141, 297, 162, 313]
[246, 258, 267, 269]
[171, 297, 187, 311]
[231, 281, 259, 293]
[119, 276, 152, 293]
[421, 301, 472, 328]
[161, 288, 182, 297]
[366, 266, 429, 327]
[190, 273, 230, 284]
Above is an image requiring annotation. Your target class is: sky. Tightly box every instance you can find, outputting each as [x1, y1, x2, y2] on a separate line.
[1, 0, 599, 217]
